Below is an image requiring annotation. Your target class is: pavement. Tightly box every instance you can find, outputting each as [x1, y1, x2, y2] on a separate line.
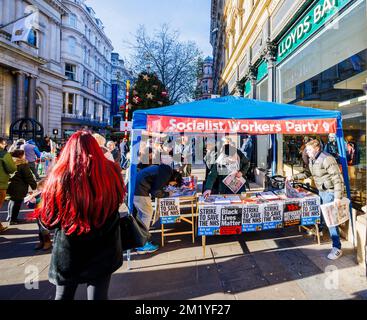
[0, 167, 366, 300]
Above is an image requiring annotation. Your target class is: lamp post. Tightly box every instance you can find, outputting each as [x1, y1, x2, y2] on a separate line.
[53, 129, 58, 143]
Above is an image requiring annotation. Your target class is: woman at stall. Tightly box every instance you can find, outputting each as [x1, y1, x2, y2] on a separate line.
[202, 144, 250, 198]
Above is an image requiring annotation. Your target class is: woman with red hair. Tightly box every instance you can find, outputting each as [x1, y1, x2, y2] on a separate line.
[33, 131, 125, 300]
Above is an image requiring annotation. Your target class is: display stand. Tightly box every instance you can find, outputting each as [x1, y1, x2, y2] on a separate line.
[156, 195, 198, 247]
[298, 224, 321, 245]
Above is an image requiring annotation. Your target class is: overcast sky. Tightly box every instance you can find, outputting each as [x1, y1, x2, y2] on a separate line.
[86, 0, 213, 62]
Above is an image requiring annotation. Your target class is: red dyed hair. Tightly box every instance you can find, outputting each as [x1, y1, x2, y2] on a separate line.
[33, 131, 125, 235]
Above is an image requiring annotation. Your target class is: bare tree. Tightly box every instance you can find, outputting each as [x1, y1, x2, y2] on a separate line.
[129, 24, 202, 104]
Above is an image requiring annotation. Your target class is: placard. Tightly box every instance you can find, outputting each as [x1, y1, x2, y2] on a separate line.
[263, 201, 284, 230]
[301, 196, 321, 225]
[198, 205, 221, 236]
[283, 199, 302, 227]
[159, 198, 181, 224]
[219, 206, 243, 235]
[242, 203, 264, 232]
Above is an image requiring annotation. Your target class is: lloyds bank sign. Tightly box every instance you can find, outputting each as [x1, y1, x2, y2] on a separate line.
[277, 0, 352, 62]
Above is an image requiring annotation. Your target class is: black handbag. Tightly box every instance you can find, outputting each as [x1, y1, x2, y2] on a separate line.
[120, 214, 151, 251]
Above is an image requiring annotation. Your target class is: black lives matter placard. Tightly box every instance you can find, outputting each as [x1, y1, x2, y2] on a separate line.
[219, 206, 243, 235]
[198, 205, 221, 235]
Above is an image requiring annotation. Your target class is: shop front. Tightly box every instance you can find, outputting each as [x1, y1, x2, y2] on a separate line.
[275, 0, 366, 209]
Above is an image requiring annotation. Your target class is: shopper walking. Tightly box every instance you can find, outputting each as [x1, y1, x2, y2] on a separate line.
[0, 137, 17, 233]
[7, 150, 37, 225]
[32, 131, 125, 300]
[24, 139, 41, 180]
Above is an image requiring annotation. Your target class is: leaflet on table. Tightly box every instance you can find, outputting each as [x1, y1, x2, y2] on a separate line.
[222, 172, 246, 194]
[159, 198, 181, 224]
[262, 201, 284, 230]
[256, 191, 282, 201]
[242, 203, 264, 232]
[198, 195, 241, 204]
[283, 199, 302, 227]
[301, 195, 321, 225]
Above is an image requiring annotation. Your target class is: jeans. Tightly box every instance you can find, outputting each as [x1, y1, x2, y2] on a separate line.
[319, 191, 342, 250]
[55, 275, 111, 300]
[29, 161, 40, 180]
[7, 200, 22, 222]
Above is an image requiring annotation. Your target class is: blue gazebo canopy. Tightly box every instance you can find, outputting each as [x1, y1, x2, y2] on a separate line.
[133, 96, 341, 129]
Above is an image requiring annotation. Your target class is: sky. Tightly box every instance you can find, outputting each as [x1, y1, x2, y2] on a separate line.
[86, 0, 213, 62]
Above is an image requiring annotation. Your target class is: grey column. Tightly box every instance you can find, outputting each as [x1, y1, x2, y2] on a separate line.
[27, 75, 37, 119]
[264, 40, 277, 102]
[14, 71, 26, 120]
[247, 64, 257, 100]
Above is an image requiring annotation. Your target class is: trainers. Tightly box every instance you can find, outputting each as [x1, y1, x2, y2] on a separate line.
[327, 247, 343, 260]
[136, 241, 159, 254]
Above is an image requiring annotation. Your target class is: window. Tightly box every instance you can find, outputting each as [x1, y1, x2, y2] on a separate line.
[27, 29, 37, 47]
[68, 37, 77, 54]
[93, 102, 98, 119]
[67, 94, 74, 114]
[83, 98, 88, 117]
[83, 71, 86, 86]
[83, 46, 87, 63]
[69, 14, 77, 28]
[85, 24, 88, 36]
[65, 64, 76, 81]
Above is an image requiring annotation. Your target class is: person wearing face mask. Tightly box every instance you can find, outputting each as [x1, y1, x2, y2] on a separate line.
[324, 133, 340, 164]
[203, 143, 249, 198]
[288, 139, 344, 260]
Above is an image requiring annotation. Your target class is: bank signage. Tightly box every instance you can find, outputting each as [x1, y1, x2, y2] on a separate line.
[147, 115, 337, 135]
[277, 0, 352, 63]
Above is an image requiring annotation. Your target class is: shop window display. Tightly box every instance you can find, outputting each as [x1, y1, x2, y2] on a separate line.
[277, 1, 366, 208]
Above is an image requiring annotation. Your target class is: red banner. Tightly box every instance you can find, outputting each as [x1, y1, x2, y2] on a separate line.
[147, 115, 337, 134]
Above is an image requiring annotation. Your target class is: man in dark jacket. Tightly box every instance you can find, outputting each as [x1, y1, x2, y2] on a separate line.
[0, 138, 17, 232]
[133, 164, 183, 253]
[24, 139, 41, 180]
[7, 150, 37, 224]
[290, 139, 344, 260]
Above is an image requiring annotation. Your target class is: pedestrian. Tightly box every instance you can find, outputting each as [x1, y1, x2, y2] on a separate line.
[119, 138, 130, 157]
[240, 134, 253, 161]
[324, 133, 340, 164]
[174, 135, 192, 177]
[0, 137, 17, 233]
[300, 136, 312, 167]
[133, 164, 183, 254]
[203, 143, 250, 198]
[289, 139, 344, 260]
[107, 141, 121, 165]
[92, 133, 114, 162]
[40, 136, 52, 153]
[31, 131, 125, 300]
[7, 149, 37, 225]
[24, 139, 41, 180]
[203, 138, 218, 193]
[25, 179, 52, 251]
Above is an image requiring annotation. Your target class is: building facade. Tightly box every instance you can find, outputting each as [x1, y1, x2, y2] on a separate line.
[60, 0, 113, 137]
[196, 56, 214, 100]
[110, 52, 134, 129]
[211, 0, 366, 209]
[0, 0, 67, 138]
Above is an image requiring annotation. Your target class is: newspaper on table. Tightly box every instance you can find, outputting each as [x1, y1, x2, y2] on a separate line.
[198, 205, 221, 236]
[223, 172, 246, 194]
[242, 203, 264, 232]
[159, 197, 181, 224]
[262, 201, 284, 230]
[285, 180, 309, 198]
[320, 197, 350, 227]
[301, 195, 321, 225]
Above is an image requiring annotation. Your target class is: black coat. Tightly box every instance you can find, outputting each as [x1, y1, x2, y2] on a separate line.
[134, 164, 173, 198]
[7, 160, 37, 201]
[48, 211, 122, 286]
